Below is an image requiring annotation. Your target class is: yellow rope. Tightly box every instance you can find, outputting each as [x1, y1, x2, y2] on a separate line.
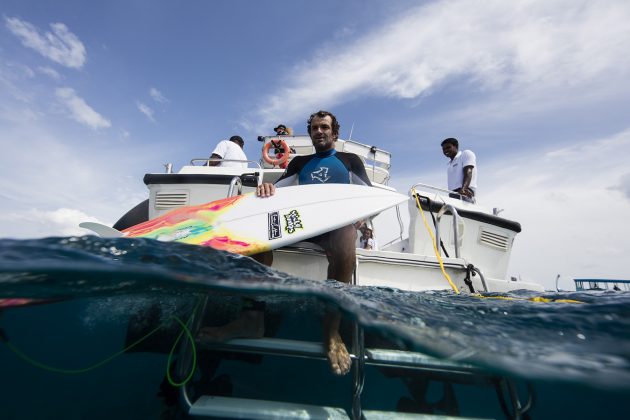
[412, 188, 459, 294]
[476, 295, 584, 304]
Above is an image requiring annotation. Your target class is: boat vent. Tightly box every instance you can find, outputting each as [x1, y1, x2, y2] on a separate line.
[155, 191, 189, 210]
[478, 228, 510, 251]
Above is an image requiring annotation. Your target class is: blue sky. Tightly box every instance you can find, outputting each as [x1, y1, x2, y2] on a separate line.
[2, 0, 630, 289]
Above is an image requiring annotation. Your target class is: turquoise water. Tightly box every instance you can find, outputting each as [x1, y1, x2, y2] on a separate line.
[1, 236, 629, 419]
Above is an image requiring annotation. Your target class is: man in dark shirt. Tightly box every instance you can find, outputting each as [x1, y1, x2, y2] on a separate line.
[199, 110, 370, 376]
[256, 110, 370, 376]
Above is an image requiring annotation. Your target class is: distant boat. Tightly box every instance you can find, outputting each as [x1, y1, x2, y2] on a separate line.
[574, 278, 629, 291]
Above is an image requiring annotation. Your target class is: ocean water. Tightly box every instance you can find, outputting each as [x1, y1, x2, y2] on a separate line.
[1, 236, 629, 419]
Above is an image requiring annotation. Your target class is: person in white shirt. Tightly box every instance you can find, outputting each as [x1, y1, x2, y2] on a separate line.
[359, 224, 378, 250]
[208, 135, 247, 168]
[441, 137, 477, 203]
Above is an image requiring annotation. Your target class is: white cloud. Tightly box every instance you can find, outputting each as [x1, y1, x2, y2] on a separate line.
[481, 128, 630, 289]
[0, 119, 156, 239]
[55, 87, 111, 129]
[38, 66, 61, 80]
[611, 172, 630, 201]
[0, 208, 103, 237]
[4, 17, 86, 69]
[249, 0, 630, 130]
[136, 101, 155, 121]
[149, 87, 168, 103]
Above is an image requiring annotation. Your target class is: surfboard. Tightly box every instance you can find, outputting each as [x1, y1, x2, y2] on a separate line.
[80, 184, 408, 255]
[79, 222, 124, 238]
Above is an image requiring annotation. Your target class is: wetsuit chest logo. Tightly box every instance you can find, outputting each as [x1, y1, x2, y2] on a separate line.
[311, 167, 330, 183]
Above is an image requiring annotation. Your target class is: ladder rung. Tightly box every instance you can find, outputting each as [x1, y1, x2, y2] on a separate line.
[363, 410, 493, 419]
[198, 337, 327, 359]
[189, 395, 349, 419]
[366, 348, 482, 373]
[198, 338, 491, 377]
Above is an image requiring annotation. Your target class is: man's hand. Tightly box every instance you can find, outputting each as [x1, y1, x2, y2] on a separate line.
[460, 187, 473, 198]
[256, 183, 276, 197]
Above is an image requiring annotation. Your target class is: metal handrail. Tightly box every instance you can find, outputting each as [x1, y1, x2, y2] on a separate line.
[410, 182, 455, 196]
[435, 204, 461, 258]
[189, 158, 262, 168]
[411, 182, 476, 204]
[470, 265, 489, 292]
[227, 176, 243, 197]
[351, 325, 365, 420]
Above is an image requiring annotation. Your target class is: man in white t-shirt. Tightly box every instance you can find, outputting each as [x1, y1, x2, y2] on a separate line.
[208, 135, 247, 168]
[441, 137, 477, 203]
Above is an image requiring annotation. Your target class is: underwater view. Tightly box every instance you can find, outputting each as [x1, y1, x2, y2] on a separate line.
[1, 236, 629, 419]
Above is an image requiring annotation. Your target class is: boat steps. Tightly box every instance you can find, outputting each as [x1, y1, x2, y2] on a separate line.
[189, 396, 491, 419]
[189, 395, 349, 419]
[179, 305, 523, 419]
[363, 411, 491, 420]
[197, 337, 491, 382]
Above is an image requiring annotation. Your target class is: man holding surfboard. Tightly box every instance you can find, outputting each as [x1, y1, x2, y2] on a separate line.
[255, 110, 372, 376]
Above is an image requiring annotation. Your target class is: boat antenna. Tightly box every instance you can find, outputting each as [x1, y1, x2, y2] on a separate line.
[348, 122, 354, 141]
[555, 274, 562, 292]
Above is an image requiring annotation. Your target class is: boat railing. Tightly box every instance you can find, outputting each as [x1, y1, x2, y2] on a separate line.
[189, 158, 262, 168]
[411, 182, 455, 197]
[435, 204, 462, 258]
[227, 176, 243, 197]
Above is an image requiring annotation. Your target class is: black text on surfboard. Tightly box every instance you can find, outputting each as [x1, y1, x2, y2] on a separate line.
[268, 212, 282, 240]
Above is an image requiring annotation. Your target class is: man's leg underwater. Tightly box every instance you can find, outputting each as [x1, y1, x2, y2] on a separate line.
[197, 251, 273, 342]
[321, 224, 356, 376]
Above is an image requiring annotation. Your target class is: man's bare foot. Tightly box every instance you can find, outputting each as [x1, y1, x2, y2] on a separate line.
[197, 310, 264, 343]
[327, 332, 352, 375]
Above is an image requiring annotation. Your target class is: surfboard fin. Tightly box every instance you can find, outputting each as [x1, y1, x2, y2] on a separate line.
[79, 222, 125, 238]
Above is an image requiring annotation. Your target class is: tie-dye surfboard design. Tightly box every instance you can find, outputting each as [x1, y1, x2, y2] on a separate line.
[122, 194, 269, 255]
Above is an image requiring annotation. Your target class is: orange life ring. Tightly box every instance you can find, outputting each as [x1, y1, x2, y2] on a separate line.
[262, 139, 290, 166]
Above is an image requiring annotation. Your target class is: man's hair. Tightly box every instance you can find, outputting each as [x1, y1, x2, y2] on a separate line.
[307, 110, 340, 138]
[441, 137, 459, 148]
[229, 135, 244, 146]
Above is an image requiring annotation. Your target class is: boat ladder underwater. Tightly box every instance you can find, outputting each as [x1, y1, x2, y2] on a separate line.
[162, 178, 533, 419]
[169, 290, 534, 420]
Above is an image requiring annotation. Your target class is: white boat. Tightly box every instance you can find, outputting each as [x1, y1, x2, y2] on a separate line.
[113, 134, 541, 419]
[115, 134, 543, 295]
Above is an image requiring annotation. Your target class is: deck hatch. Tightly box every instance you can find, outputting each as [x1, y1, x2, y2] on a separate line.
[478, 228, 510, 251]
[155, 191, 189, 209]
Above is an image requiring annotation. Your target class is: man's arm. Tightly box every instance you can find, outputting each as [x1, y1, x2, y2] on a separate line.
[460, 165, 474, 197]
[340, 152, 372, 186]
[257, 155, 304, 197]
[207, 153, 222, 167]
[207, 140, 229, 166]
